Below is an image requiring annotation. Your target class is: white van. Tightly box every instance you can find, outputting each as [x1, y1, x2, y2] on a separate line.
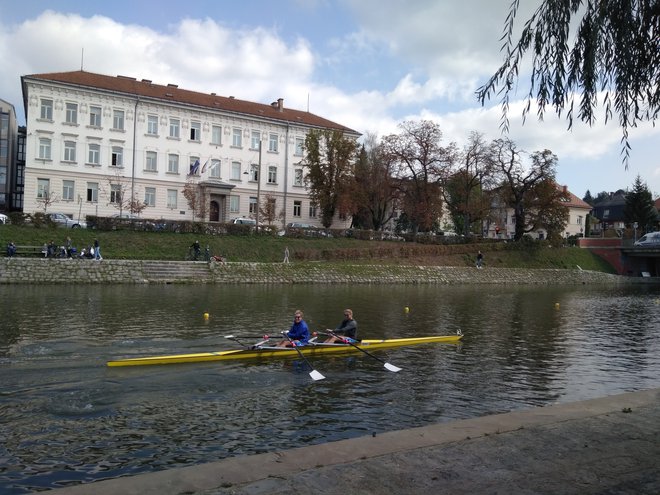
[634, 232, 660, 247]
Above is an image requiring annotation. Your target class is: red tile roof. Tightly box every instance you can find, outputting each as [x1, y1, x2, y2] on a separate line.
[559, 186, 592, 209]
[22, 70, 359, 135]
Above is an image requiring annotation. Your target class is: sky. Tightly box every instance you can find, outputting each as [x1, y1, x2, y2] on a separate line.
[0, 0, 658, 199]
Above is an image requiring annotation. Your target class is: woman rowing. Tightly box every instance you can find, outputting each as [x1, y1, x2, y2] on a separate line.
[277, 310, 310, 347]
[324, 309, 358, 343]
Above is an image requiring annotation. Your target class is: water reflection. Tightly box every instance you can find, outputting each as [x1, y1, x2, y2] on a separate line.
[1, 283, 659, 493]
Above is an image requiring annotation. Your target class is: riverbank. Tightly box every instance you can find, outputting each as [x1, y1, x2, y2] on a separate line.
[0, 258, 650, 284]
[48, 388, 660, 495]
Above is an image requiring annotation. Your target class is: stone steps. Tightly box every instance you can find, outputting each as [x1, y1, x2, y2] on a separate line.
[141, 261, 212, 283]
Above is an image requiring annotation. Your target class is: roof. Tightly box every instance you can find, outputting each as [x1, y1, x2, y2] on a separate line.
[558, 186, 592, 210]
[22, 70, 359, 135]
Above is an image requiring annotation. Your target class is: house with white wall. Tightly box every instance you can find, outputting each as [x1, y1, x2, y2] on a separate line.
[21, 70, 359, 227]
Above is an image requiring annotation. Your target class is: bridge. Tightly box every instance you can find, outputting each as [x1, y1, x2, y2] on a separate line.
[579, 238, 660, 277]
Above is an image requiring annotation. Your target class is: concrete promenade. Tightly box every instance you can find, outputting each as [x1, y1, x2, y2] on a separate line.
[50, 388, 660, 495]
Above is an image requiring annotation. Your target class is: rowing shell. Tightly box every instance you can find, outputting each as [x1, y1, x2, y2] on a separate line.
[106, 334, 462, 367]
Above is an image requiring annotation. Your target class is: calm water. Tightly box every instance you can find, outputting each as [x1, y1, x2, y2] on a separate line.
[1, 283, 659, 493]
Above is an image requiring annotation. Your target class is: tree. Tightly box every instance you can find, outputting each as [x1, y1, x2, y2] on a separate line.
[259, 194, 279, 226]
[443, 132, 494, 235]
[476, 0, 660, 165]
[302, 129, 358, 228]
[381, 120, 455, 233]
[182, 178, 208, 222]
[624, 175, 658, 233]
[36, 189, 58, 213]
[351, 133, 398, 231]
[582, 190, 594, 206]
[490, 138, 568, 240]
[103, 170, 139, 217]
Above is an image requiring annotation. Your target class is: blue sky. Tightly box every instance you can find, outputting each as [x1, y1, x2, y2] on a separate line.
[1, 0, 658, 199]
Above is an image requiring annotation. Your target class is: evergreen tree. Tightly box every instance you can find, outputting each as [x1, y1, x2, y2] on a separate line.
[583, 190, 594, 206]
[624, 175, 658, 232]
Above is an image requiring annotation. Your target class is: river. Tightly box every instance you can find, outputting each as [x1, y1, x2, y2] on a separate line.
[1, 283, 659, 493]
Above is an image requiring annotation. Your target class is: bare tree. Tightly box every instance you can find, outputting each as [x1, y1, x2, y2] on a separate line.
[259, 194, 279, 225]
[490, 138, 569, 240]
[182, 178, 208, 222]
[102, 169, 144, 217]
[381, 120, 456, 233]
[36, 189, 59, 213]
[477, 0, 660, 165]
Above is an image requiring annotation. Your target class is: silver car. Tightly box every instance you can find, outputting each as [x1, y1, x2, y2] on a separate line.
[0, 213, 8, 225]
[47, 212, 87, 229]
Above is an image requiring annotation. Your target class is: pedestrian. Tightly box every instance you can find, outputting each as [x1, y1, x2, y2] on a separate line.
[94, 238, 102, 260]
[324, 309, 358, 343]
[7, 242, 16, 257]
[277, 310, 310, 347]
[190, 240, 201, 261]
[476, 250, 484, 269]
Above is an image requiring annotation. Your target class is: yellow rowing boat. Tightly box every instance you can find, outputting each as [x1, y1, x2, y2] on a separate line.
[106, 334, 462, 367]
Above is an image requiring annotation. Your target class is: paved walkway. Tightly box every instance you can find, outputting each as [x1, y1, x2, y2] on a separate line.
[51, 388, 660, 495]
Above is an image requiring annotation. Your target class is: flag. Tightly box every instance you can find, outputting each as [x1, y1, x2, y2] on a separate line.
[201, 159, 209, 174]
[189, 159, 200, 176]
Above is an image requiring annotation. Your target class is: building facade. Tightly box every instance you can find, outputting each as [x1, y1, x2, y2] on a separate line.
[21, 71, 359, 227]
[0, 98, 20, 212]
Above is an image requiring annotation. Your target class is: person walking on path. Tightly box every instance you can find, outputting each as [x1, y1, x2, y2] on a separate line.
[94, 239, 102, 260]
[476, 250, 484, 269]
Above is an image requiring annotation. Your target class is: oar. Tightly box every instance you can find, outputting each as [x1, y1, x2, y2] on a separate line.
[326, 331, 401, 372]
[283, 332, 325, 381]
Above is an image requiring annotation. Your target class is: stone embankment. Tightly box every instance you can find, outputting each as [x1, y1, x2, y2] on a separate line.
[0, 258, 652, 285]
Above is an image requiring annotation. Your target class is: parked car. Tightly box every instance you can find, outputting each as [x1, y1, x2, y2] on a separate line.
[47, 212, 87, 229]
[633, 232, 660, 247]
[231, 217, 257, 225]
[0, 213, 9, 225]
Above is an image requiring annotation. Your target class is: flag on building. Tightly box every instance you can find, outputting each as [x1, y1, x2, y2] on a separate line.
[201, 159, 209, 174]
[189, 159, 200, 176]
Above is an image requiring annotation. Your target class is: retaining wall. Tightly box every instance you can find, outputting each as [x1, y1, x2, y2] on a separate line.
[0, 258, 651, 285]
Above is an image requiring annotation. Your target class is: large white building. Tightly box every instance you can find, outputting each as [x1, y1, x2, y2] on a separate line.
[21, 70, 359, 227]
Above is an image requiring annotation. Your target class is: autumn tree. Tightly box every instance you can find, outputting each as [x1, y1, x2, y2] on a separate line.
[182, 178, 208, 222]
[302, 129, 358, 228]
[102, 170, 144, 217]
[443, 132, 494, 235]
[351, 133, 398, 231]
[490, 138, 569, 241]
[624, 175, 658, 233]
[477, 0, 660, 165]
[259, 193, 280, 226]
[381, 120, 455, 233]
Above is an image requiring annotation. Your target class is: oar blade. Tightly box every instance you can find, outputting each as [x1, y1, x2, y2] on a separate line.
[309, 369, 326, 381]
[384, 362, 401, 373]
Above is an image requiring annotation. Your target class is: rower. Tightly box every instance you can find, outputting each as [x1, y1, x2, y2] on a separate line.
[324, 309, 357, 343]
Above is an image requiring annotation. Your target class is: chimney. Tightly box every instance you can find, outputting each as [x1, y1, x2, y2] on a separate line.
[563, 185, 567, 193]
[277, 98, 284, 112]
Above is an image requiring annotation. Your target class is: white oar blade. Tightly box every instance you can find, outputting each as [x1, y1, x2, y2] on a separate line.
[224, 335, 235, 339]
[384, 363, 401, 373]
[309, 370, 326, 381]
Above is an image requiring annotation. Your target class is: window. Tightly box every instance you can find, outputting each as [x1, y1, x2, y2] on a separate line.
[62, 180, 74, 201]
[268, 133, 278, 152]
[209, 159, 221, 178]
[89, 106, 102, 127]
[65, 103, 78, 124]
[229, 195, 239, 213]
[231, 161, 241, 180]
[88, 143, 100, 165]
[211, 125, 222, 145]
[64, 141, 76, 162]
[40, 99, 53, 120]
[249, 196, 257, 215]
[145, 151, 158, 171]
[295, 137, 304, 156]
[110, 184, 122, 204]
[251, 130, 261, 150]
[144, 187, 156, 207]
[190, 121, 201, 141]
[38, 138, 52, 160]
[293, 200, 302, 217]
[250, 164, 258, 182]
[232, 128, 242, 147]
[169, 118, 180, 138]
[37, 178, 50, 198]
[147, 115, 158, 135]
[268, 165, 277, 184]
[168, 154, 179, 174]
[112, 110, 125, 130]
[86, 182, 98, 202]
[309, 204, 317, 218]
[167, 189, 177, 209]
[294, 169, 303, 186]
[111, 146, 123, 167]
